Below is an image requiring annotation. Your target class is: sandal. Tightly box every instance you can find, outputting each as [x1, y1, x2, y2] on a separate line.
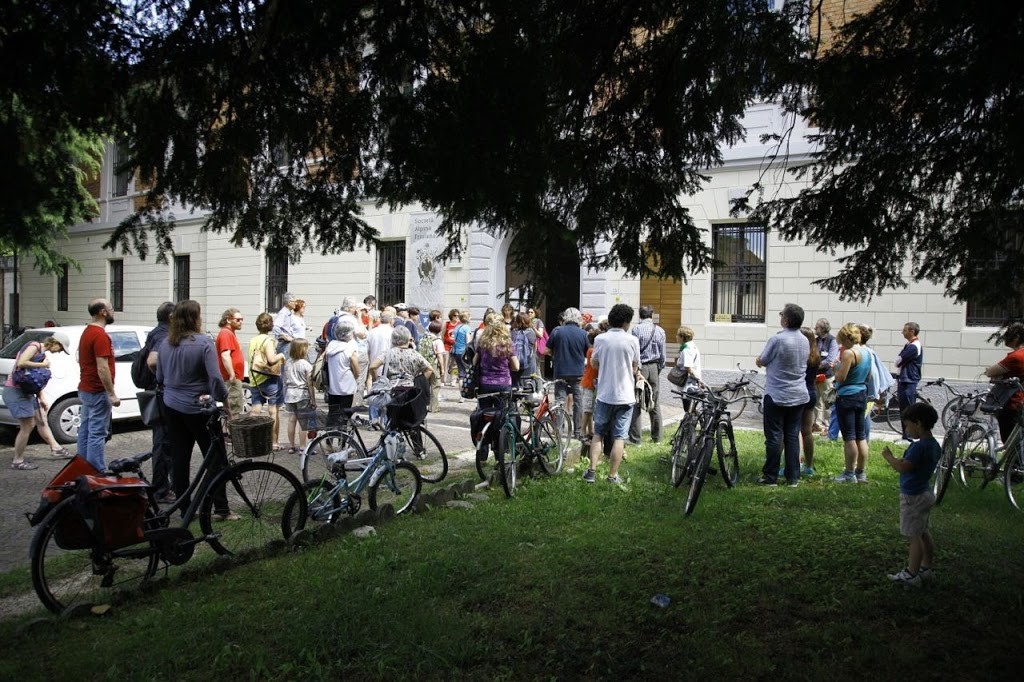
[50, 447, 73, 458]
[288, 447, 299, 454]
[11, 461, 39, 470]
[213, 512, 241, 522]
[272, 444, 285, 452]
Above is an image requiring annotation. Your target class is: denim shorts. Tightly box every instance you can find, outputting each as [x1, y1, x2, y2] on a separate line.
[252, 375, 282, 406]
[592, 400, 633, 441]
[836, 391, 867, 442]
[2, 385, 38, 420]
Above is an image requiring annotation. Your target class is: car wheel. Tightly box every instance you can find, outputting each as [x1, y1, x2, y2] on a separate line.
[48, 396, 82, 445]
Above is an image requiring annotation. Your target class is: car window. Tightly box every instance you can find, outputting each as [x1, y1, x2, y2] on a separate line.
[0, 331, 53, 359]
[109, 331, 142, 361]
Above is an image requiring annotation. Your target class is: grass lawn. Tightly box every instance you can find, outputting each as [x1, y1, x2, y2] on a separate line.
[2, 431, 1023, 680]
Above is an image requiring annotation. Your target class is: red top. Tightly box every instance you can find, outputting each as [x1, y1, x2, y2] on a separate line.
[999, 347, 1024, 411]
[581, 347, 598, 389]
[216, 327, 244, 380]
[443, 320, 458, 352]
[78, 325, 114, 393]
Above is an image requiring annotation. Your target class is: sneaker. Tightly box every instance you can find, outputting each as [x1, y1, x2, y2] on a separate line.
[887, 568, 922, 587]
[213, 512, 241, 522]
[918, 567, 934, 581]
[754, 476, 777, 487]
[855, 471, 868, 484]
[786, 480, 799, 488]
[582, 469, 596, 483]
[833, 471, 856, 483]
[800, 466, 816, 477]
[606, 475, 623, 485]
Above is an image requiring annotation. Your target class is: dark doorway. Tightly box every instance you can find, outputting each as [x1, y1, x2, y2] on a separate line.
[504, 233, 580, 332]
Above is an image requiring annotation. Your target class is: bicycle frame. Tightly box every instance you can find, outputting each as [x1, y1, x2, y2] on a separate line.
[307, 432, 407, 519]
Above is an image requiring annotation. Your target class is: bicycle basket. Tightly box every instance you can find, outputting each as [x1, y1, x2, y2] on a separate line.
[228, 414, 274, 457]
[387, 385, 427, 430]
[981, 380, 1019, 414]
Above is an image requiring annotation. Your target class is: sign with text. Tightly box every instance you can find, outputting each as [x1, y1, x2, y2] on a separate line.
[407, 212, 445, 310]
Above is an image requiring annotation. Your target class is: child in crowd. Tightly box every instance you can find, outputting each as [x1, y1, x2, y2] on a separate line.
[283, 339, 315, 453]
[880, 402, 941, 587]
[579, 327, 601, 443]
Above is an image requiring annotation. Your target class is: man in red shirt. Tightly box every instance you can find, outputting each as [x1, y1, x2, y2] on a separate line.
[77, 298, 120, 470]
[216, 308, 246, 418]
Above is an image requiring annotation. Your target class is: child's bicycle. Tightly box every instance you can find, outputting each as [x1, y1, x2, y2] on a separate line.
[26, 399, 307, 615]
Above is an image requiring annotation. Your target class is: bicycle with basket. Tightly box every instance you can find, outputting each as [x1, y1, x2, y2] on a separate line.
[26, 400, 307, 615]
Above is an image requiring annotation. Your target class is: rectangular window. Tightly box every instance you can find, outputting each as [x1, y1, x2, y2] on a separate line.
[266, 248, 288, 312]
[711, 224, 767, 323]
[110, 259, 124, 312]
[112, 141, 131, 197]
[57, 264, 69, 311]
[965, 223, 1023, 326]
[376, 241, 406, 306]
[173, 255, 191, 302]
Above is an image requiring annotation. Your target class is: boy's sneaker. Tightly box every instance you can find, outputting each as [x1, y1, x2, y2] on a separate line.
[582, 469, 596, 483]
[918, 567, 934, 581]
[754, 476, 777, 487]
[887, 568, 922, 587]
[800, 465, 816, 477]
[855, 471, 869, 483]
[833, 471, 856, 483]
[606, 474, 623, 485]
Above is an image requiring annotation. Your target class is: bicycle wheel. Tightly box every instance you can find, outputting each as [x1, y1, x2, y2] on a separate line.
[30, 497, 159, 614]
[932, 430, 958, 505]
[402, 426, 448, 484]
[670, 419, 693, 487]
[301, 430, 368, 484]
[497, 424, 517, 497]
[883, 393, 903, 433]
[199, 461, 306, 558]
[549, 405, 571, 443]
[941, 397, 966, 431]
[684, 439, 714, 516]
[956, 423, 997, 488]
[725, 387, 747, 419]
[282, 480, 343, 537]
[369, 461, 422, 514]
[716, 421, 740, 488]
[534, 415, 565, 475]
[1003, 444, 1024, 511]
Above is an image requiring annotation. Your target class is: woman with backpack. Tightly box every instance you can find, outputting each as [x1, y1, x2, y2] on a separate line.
[452, 311, 472, 401]
[474, 313, 520, 411]
[511, 312, 537, 386]
[418, 321, 446, 412]
[3, 332, 73, 470]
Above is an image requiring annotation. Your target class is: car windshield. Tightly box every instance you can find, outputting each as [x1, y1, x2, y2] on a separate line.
[0, 331, 54, 359]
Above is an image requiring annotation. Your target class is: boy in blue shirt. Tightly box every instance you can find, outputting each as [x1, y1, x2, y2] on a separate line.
[880, 402, 941, 587]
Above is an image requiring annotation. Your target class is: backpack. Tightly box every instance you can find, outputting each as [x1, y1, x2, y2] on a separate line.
[418, 332, 439, 370]
[513, 329, 533, 371]
[131, 339, 157, 390]
[311, 348, 329, 392]
[13, 343, 52, 394]
[536, 326, 550, 356]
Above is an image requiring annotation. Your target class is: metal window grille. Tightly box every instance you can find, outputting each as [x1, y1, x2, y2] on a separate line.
[110, 260, 124, 311]
[57, 264, 68, 311]
[711, 224, 766, 323]
[965, 243, 1023, 326]
[112, 141, 131, 197]
[376, 241, 406, 306]
[265, 248, 288, 312]
[173, 255, 190, 302]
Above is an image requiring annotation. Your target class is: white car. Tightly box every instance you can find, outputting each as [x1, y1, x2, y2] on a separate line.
[0, 325, 151, 444]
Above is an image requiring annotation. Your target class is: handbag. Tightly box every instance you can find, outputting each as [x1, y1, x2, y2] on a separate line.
[12, 343, 51, 394]
[461, 361, 480, 400]
[667, 365, 690, 387]
[136, 389, 163, 427]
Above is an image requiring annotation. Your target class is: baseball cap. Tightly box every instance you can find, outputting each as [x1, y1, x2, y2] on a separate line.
[48, 330, 71, 353]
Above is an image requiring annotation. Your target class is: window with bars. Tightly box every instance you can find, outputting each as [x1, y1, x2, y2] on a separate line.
[110, 260, 124, 311]
[174, 255, 191, 302]
[112, 141, 132, 197]
[376, 241, 406, 306]
[57, 264, 69, 311]
[266, 248, 288, 312]
[964, 222, 1023, 326]
[711, 224, 767, 323]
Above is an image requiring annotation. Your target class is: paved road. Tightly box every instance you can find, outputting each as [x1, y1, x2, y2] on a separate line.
[0, 372, 984, 574]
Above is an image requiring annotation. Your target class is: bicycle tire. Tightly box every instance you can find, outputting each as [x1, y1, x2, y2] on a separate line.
[549, 405, 571, 443]
[497, 424, 517, 498]
[282, 480, 344, 537]
[886, 394, 929, 434]
[669, 419, 692, 488]
[30, 496, 160, 614]
[533, 415, 565, 475]
[301, 430, 368, 484]
[716, 421, 740, 488]
[402, 426, 448, 484]
[956, 423, 997, 488]
[1003, 443, 1024, 511]
[933, 429, 958, 505]
[199, 460, 306, 558]
[684, 439, 714, 515]
[369, 460, 422, 514]
[727, 387, 747, 420]
[940, 396, 967, 431]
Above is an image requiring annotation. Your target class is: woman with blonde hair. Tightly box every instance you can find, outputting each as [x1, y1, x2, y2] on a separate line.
[282, 338, 315, 453]
[474, 313, 520, 410]
[833, 322, 871, 483]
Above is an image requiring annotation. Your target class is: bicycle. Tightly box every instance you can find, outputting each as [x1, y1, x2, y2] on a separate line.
[876, 377, 965, 434]
[973, 378, 1024, 511]
[283, 425, 423, 533]
[476, 383, 567, 497]
[932, 385, 999, 503]
[668, 384, 706, 488]
[676, 384, 742, 515]
[301, 390, 448, 485]
[716, 364, 763, 419]
[28, 400, 306, 614]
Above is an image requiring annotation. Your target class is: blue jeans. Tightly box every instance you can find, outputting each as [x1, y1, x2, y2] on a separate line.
[829, 405, 872, 440]
[77, 390, 111, 471]
[762, 394, 804, 483]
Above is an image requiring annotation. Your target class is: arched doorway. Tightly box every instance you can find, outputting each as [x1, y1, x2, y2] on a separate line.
[504, 232, 581, 334]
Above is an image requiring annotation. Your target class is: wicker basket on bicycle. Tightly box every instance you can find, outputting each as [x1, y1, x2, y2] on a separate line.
[228, 414, 274, 457]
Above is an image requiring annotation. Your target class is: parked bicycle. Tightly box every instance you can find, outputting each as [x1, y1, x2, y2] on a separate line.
[874, 376, 983, 434]
[715, 364, 763, 419]
[475, 381, 567, 497]
[932, 385, 999, 503]
[675, 384, 742, 515]
[27, 400, 306, 614]
[974, 379, 1024, 511]
[668, 384, 706, 488]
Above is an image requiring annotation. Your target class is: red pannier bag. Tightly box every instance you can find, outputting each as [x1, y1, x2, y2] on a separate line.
[27, 455, 99, 527]
[73, 475, 150, 550]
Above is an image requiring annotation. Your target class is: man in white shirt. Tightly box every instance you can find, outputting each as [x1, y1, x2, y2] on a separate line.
[366, 311, 396, 378]
[272, 292, 304, 354]
[583, 303, 640, 485]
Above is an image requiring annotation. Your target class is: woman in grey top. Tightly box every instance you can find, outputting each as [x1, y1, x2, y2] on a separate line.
[755, 302, 810, 486]
[156, 300, 232, 517]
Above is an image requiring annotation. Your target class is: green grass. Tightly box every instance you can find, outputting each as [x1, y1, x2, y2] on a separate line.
[2, 431, 1024, 680]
